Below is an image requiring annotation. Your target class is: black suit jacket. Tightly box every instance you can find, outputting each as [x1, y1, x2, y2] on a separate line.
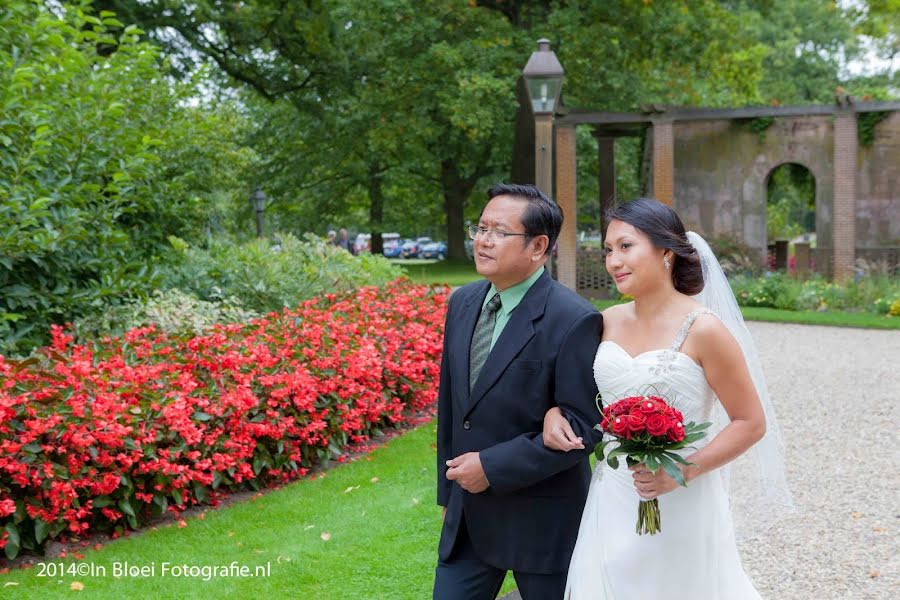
[436, 269, 603, 574]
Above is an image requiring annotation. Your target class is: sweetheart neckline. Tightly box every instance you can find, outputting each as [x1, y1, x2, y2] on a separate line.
[599, 340, 703, 370]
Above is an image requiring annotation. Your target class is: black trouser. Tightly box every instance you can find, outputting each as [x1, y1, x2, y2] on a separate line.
[433, 515, 567, 600]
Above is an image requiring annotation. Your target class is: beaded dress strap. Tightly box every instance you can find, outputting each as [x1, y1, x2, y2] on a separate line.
[670, 308, 715, 353]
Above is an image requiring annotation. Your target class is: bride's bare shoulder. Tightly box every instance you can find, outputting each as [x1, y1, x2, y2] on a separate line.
[600, 301, 633, 333]
[690, 311, 737, 352]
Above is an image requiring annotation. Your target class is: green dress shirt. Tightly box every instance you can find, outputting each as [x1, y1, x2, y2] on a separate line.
[480, 266, 545, 351]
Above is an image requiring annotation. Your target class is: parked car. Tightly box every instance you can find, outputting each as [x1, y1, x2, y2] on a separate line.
[401, 237, 433, 259]
[420, 241, 447, 260]
[354, 232, 400, 255]
[382, 238, 404, 258]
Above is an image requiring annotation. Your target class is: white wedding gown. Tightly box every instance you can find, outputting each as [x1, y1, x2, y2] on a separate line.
[565, 309, 761, 599]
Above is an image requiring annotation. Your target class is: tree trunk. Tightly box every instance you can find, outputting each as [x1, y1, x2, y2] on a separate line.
[368, 163, 384, 255]
[440, 159, 473, 261]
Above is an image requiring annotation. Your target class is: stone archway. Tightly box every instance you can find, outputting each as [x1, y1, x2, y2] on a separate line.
[549, 100, 900, 290]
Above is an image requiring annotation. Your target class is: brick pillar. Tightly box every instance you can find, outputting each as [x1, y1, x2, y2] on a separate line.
[795, 242, 811, 276]
[774, 240, 789, 271]
[555, 125, 577, 291]
[594, 133, 616, 232]
[651, 118, 674, 205]
[833, 109, 857, 280]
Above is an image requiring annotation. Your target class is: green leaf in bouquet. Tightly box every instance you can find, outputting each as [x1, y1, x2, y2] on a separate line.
[659, 453, 687, 487]
[667, 452, 693, 466]
[681, 432, 707, 444]
[607, 455, 619, 470]
[644, 454, 660, 473]
[592, 439, 610, 461]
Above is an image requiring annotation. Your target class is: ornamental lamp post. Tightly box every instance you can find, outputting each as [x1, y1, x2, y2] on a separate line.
[522, 39, 564, 278]
[522, 38, 563, 199]
[251, 187, 267, 238]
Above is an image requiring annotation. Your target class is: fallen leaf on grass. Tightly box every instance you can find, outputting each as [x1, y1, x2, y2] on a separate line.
[344, 485, 360, 494]
[320, 532, 331, 542]
[370, 477, 379, 484]
[411, 498, 420, 505]
[3, 582, 18, 587]
[71, 582, 84, 591]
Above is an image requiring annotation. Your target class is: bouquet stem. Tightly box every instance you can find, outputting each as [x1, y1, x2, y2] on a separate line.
[636, 499, 660, 535]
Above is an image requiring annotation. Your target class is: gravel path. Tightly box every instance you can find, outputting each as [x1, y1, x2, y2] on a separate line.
[738, 321, 898, 600]
[502, 321, 899, 600]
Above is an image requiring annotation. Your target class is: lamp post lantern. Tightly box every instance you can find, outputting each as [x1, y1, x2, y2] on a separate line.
[523, 39, 564, 280]
[522, 38, 564, 198]
[251, 187, 267, 238]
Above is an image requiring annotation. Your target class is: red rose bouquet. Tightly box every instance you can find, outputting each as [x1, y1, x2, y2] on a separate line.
[594, 390, 711, 535]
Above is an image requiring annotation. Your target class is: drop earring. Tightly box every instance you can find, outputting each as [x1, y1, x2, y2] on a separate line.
[663, 256, 671, 270]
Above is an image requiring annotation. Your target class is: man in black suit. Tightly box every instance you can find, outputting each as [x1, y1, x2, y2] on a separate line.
[433, 183, 603, 599]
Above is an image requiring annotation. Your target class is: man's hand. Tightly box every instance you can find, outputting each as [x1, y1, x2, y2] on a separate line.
[445, 452, 489, 493]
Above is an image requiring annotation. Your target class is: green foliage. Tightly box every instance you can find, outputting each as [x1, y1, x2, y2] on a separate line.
[730, 273, 900, 313]
[73, 288, 259, 340]
[858, 111, 890, 146]
[0, 1, 253, 354]
[162, 233, 403, 314]
[767, 164, 815, 241]
[738, 116, 776, 141]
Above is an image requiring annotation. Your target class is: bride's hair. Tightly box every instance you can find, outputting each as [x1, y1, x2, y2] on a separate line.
[605, 198, 704, 295]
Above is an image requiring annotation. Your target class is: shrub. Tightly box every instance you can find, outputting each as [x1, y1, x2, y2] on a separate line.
[731, 273, 899, 313]
[162, 233, 403, 314]
[706, 236, 763, 277]
[729, 273, 797, 308]
[73, 289, 259, 340]
[0, 2, 254, 355]
[0, 280, 446, 558]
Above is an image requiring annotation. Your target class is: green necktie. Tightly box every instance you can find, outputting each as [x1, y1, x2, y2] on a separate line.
[469, 293, 502, 392]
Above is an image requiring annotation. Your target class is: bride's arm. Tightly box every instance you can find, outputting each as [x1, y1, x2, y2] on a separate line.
[632, 315, 766, 498]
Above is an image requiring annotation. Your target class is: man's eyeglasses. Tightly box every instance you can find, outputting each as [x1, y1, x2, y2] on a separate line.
[468, 225, 530, 242]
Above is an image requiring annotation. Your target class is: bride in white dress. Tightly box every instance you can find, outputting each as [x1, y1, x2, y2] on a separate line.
[543, 199, 793, 599]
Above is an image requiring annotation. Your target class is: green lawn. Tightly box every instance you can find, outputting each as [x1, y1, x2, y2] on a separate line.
[591, 299, 898, 329]
[393, 258, 481, 287]
[1, 422, 520, 599]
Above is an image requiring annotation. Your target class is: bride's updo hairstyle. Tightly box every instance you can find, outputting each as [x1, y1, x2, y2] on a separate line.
[605, 198, 705, 295]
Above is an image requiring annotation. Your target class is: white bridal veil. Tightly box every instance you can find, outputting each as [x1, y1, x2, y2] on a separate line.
[686, 231, 795, 540]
